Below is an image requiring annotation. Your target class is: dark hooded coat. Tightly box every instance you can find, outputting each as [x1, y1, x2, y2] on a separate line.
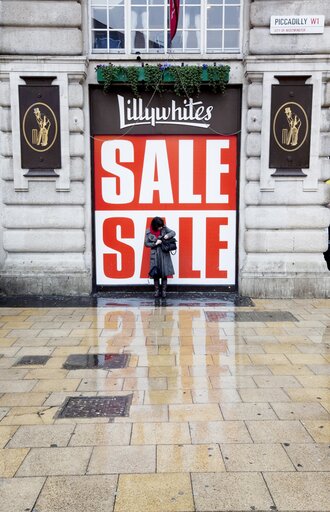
[144, 225, 176, 278]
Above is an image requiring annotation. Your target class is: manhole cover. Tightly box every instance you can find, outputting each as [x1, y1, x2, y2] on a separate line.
[56, 395, 133, 419]
[63, 354, 129, 370]
[205, 311, 299, 322]
[14, 355, 50, 366]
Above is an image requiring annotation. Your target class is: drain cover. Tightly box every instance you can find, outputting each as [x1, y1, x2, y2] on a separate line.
[14, 355, 50, 366]
[63, 354, 129, 370]
[205, 311, 299, 322]
[57, 395, 133, 419]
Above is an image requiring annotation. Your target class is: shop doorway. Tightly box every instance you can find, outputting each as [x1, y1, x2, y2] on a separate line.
[90, 86, 241, 291]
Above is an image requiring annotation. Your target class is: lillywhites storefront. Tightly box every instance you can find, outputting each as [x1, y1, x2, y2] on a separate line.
[90, 86, 241, 290]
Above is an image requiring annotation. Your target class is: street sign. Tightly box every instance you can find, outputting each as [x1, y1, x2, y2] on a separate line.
[270, 15, 325, 34]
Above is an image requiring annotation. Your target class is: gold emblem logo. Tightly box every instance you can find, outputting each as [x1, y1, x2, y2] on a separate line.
[273, 101, 309, 152]
[22, 102, 58, 152]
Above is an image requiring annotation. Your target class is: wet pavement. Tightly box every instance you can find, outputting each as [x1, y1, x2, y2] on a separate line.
[0, 296, 329, 511]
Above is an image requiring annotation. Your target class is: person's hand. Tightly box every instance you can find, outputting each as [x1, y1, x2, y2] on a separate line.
[155, 239, 162, 246]
[163, 234, 169, 239]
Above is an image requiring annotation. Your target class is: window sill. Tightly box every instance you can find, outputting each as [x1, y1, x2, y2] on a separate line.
[89, 52, 243, 62]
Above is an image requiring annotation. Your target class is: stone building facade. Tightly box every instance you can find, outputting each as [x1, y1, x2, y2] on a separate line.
[0, 0, 329, 297]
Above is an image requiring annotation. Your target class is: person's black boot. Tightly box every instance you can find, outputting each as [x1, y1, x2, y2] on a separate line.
[154, 279, 160, 298]
[161, 278, 167, 298]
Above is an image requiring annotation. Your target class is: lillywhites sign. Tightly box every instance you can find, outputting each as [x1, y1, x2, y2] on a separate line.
[118, 95, 214, 129]
[90, 87, 241, 136]
[270, 15, 325, 34]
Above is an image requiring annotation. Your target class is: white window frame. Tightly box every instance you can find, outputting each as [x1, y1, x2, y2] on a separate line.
[89, 0, 242, 55]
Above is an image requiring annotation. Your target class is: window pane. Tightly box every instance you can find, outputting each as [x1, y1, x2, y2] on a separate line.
[92, 8, 107, 29]
[186, 31, 200, 49]
[176, 9, 183, 29]
[92, 31, 107, 49]
[207, 0, 224, 4]
[224, 30, 239, 49]
[109, 30, 124, 48]
[186, 0, 200, 4]
[224, 6, 240, 28]
[132, 0, 147, 4]
[131, 6, 147, 29]
[149, 30, 164, 49]
[225, 0, 240, 4]
[132, 31, 147, 49]
[170, 30, 183, 50]
[109, 6, 124, 29]
[207, 6, 223, 28]
[149, 7, 163, 29]
[207, 30, 222, 49]
[185, 7, 200, 29]
[108, 0, 124, 4]
[92, 0, 107, 5]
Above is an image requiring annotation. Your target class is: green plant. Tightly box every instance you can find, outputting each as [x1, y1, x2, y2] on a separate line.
[172, 65, 203, 96]
[101, 63, 117, 93]
[207, 65, 230, 93]
[125, 66, 140, 97]
[96, 63, 230, 97]
[144, 64, 163, 94]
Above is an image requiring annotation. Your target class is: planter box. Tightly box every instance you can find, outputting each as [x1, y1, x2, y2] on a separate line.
[96, 66, 229, 84]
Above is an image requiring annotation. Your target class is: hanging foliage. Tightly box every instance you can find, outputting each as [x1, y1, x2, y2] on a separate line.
[96, 63, 230, 97]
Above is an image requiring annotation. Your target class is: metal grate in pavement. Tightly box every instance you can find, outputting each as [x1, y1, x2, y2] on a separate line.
[14, 355, 50, 366]
[56, 395, 133, 419]
[205, 311, 299, 322]
[63, 354, 129, 370]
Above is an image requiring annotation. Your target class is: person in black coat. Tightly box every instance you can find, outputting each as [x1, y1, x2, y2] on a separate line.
[144, 217, 176, 298]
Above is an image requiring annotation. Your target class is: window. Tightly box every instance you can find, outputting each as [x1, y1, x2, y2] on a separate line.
[90, 0, 241, 54]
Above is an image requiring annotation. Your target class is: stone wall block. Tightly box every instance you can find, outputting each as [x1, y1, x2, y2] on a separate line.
[3, 230, 85, 252]
[0, 1, 82, 27]
[70, 134, 85, 157]
[250, 1, 330, 26]
[247, 83, 263, 108]
[3, 253, 87, 271]
[0, 157, 13, 180]
[245, 205, 330, 229]
[321, 109, 330, 132]
[1, 28, 82, 56]
[0, 272, 91, 296]
[68, 84, 83, 108]
[69, 108, 84, 133]
[246, 133, 261, 157]
[245, 229, 327, 253]
[325, 82, 330, 107]
[245, 158, 261, 182]
[320, 134, 330, 157]
[3, 206, 85, 229]
[247, 109, 262, 132]
[3, 181, 86, 205]
[242, 252, 327, 274]
[245, 181, 328, 206]
[320, 158, 330, 181]
[0, 80, 10, 107]
[0, 132, 12, 157]
[70, 158, 85, 181]
[250, 28, 330, 55]
[0, 107, 11, 132]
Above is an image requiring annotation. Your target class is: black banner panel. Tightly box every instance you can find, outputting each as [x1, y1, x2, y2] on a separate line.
[269, 84, 312, 173]
[19, 85, 61, 169]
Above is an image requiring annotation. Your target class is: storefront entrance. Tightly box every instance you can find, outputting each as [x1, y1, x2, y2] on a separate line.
[90, 86, 241, 290]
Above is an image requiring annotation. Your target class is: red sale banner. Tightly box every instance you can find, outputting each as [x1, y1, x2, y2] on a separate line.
[94, 135, 237, 285]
